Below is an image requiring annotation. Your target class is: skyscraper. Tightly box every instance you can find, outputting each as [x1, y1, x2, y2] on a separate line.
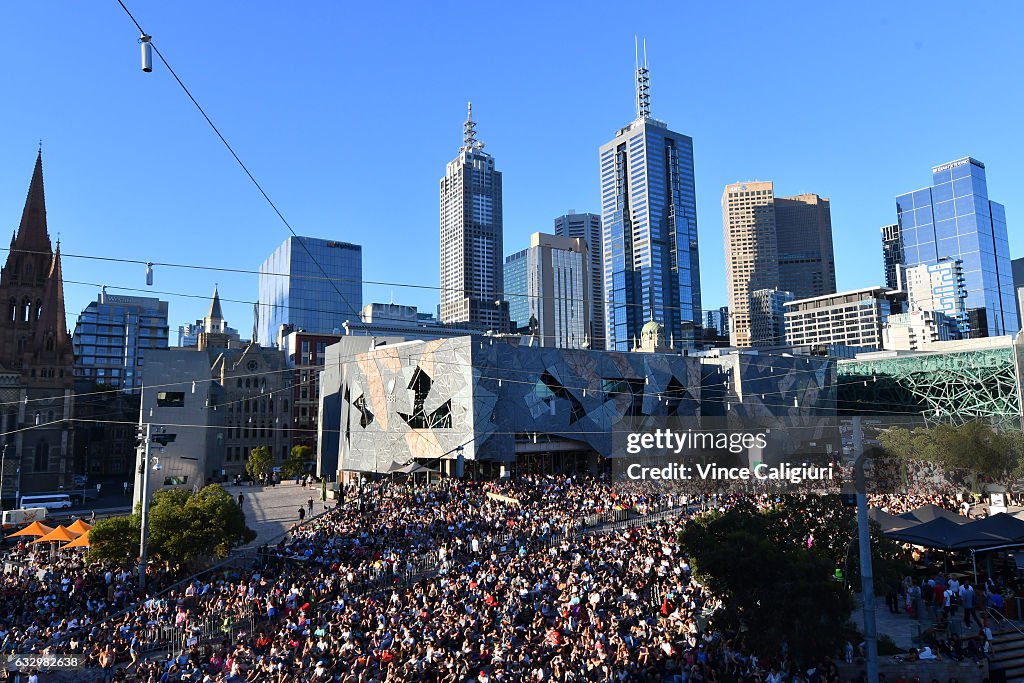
[722, 182, 836, 346]
[895, 157, 1017, 336]
[502, 233, 590, 348]
[258, 236, 362, 346]
[554, 211, 604, 349]
[749, 288, 794, 347]
[904, 259, 967, 334]
[439, 104, 510, 333]
[599, 44, 701, 351]
[503, 248, 530, 333]
[72, 291, 169, 390]
[881, 224, 904, 290]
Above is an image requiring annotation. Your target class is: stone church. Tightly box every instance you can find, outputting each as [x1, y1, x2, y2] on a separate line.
[0, 153, 75, 503]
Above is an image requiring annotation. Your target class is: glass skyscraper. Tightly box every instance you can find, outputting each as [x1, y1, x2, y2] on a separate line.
[599, 56, 701, 351]
[503, 248, 529, 332]
[72, 292, 169, 390]
[258, 236, 362, 346]
[554, 211, 604, 350]
[895, 157, 1016, 336]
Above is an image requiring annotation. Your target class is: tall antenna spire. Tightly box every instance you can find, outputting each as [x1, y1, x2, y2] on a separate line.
[462, 101, 479, 151]
[634, 36, 651, 120]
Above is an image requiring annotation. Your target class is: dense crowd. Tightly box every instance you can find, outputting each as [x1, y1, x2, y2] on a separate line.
[0, 471, 991, 682]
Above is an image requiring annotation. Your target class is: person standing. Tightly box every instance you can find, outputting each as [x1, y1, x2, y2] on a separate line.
[298, 507, 306, 522]
[307, 497, 314, 515]
[238, 493, 244, 508]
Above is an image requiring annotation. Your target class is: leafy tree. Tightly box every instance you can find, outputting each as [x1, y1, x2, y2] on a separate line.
[282, 445, 315, 478]
[245, 446, 274, 481]
[90, 485, 255, 567]
[680, 504, 853, 662]
[89, 515, 141, 563]
[879, 421, 1022, 479]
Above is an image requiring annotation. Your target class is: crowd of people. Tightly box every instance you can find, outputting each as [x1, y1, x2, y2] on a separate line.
[0, 471, 1000, 682]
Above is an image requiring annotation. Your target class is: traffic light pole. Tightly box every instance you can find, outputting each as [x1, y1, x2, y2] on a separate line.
[138, 422, 152, 591]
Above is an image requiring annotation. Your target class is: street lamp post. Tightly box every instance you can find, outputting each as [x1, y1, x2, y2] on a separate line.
[138, 421, 153, 590]
[0, 443, 7, 511]
[852, 416, 879, 683]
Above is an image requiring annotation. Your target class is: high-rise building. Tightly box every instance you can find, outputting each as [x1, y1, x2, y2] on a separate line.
[439, 104, 510, 333]
[1011, 257, 1024, 330]
[722, 181, 836, 347]
[784, 286, 903, 351]
[904, 259, 968, 334]
[600, 47, 701, 351]
[258, 236, 362, 346]
[72, 291, 169, 390]
[503, 233, 589, 348]
[881, 224, 904, 290]
[0, 152, 76, 500]
[503, 249, 530, 333]
[749, 288, 794, 348]
[895, 157, 1016, 336]
[554, 211, 604, 349]
[704, 307, 729, 338]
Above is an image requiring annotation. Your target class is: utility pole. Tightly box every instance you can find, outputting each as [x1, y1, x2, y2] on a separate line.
[853, 416, 878, 683]
[0, 443, 7, 511]
[138, 422, 152, 590]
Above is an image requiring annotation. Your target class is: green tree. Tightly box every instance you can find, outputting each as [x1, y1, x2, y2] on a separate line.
[880, 421, 1021, 479]
[680, 504, 853, 662]
[281, 445, 315, 478]
[89, 515, 141, 563]
[245, 446, 274, 481]
[89, 485, 255, 566]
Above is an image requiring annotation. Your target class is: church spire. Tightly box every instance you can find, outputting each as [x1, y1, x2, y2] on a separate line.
[14, 151, 52, 254]
[206, 285, 225, 332]
[32, 240, 71, 353]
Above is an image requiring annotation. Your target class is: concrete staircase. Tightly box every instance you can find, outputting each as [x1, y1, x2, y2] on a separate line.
[989, 623, 1024, 682]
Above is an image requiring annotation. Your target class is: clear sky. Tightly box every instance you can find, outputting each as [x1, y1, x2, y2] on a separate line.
[1, 1, 1022, 337]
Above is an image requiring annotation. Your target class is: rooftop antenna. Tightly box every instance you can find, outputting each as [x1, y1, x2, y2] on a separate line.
[635, 36, 650, 120]
[462, 101, 479, 151]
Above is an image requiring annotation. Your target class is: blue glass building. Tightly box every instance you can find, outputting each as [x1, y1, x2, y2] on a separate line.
[258, 236, 362, 346]
[503, 248, 529, 332]
[599, 63, 701, 351]
[895, 157, 1016, 336]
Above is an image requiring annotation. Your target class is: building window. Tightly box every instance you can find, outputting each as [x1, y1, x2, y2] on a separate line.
[156, 391, 185, 408]
[34, 439, 49, 472]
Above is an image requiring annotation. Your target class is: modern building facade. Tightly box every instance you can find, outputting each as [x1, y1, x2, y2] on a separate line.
[1012, 257, 1024, 329]
[881, 224, 904, 290]
[258, 236, 362, 346]
[503, 249, 530, 333]
[321, 336, 835, 477]
[882, 310, 961, 351]
[554, 211, 604, 350]
[895, 157, 1016, 336]
[904, 259, 968, 334]
[72, 291, 169, 390]
[0, 153, 76, 503]
[439, 104, 510, 333]
[502, 233, 590, 348]
[703, 306, 730, 346]
[600, 53, 701, 351]
[722, 181, 836, 347]
[749, 288, 794, 348]
[784, 286, 904, 351]
[281, 329, 341, 455]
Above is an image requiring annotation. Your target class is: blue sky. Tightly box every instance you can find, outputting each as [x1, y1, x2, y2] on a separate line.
[1, 1, 1021, 336]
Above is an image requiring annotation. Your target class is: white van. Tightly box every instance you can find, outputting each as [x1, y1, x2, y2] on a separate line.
[18, 494, 72, 511]
[1, 507, 48, 529]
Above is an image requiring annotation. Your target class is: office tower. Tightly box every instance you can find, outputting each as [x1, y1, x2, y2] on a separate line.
[704, 306, 729, 338]
[503, 249, 530, 333]
[554, 211, 604, 349]
[881, 224, 904, 290]
[600, 45, 701, 351]
[773, 194, 836, 296]
[895, 157, 1016, 336]
[439, 104, 510, 332]
[0, 152, 75, 497]
[722, 181, 836, 347]
[904, 260, 967, 335]
[785, 287, 903, 350]
[503, 233, 589, 348]
[258, 236, 362, 345]
[749, 288, 794, 347]
[72, 291, 169, 390]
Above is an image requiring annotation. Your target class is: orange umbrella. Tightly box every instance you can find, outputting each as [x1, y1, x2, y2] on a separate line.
[31, 525, 80, 544]
[6, 521, 54, 538]
[61, 530, 90, 549]
[67, 519, 92, 535]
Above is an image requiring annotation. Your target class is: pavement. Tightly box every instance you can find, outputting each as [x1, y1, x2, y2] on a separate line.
[225, 480, 330, 546]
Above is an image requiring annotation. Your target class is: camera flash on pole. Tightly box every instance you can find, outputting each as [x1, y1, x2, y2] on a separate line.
[140, 34, 153, 72]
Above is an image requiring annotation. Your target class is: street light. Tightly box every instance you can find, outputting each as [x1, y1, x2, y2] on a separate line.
[0, 444, 8, 511]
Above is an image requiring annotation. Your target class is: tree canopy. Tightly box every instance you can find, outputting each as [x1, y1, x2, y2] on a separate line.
[281, 444, 315, 478]
[878, 421, 1024, 479]
[89, 484, 255, 566]
[245, 446, 274, 481]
